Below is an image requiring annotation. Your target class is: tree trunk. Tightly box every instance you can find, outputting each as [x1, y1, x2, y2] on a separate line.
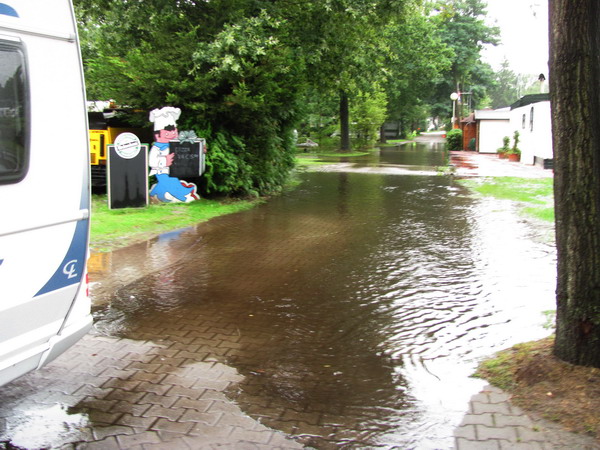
[379, 125, 387, 144]
[550, 0, 600, 367]
[340, 91, 351, 152]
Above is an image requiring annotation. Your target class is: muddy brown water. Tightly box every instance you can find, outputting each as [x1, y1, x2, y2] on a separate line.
[90, 142, 555, 448]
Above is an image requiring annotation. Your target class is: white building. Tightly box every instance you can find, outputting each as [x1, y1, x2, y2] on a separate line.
[474, 94, 553, 168]
[474, 108, 510, 153]
[509, 94, 553, 168]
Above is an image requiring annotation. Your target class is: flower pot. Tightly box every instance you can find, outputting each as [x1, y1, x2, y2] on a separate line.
[498, 152, 508, 159]
[507, 153, 520, 162]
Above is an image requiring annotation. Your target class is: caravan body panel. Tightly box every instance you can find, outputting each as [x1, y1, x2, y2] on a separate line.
[0, 0, 92, 386]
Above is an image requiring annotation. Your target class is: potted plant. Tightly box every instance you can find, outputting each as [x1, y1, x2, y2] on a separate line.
[506, 131, 521, 162]
[497, 136, 510, 159]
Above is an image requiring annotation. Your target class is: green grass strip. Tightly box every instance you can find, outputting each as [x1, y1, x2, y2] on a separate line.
[457, 177, 555, 222]
[90, 195, 260, 252]
[295, 155, 329, 166]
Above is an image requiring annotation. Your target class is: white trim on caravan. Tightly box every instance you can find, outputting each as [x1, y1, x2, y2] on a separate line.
[0, 0, 92, 386]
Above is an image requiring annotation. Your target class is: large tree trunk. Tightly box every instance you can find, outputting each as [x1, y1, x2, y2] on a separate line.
[550, 0, 600, 367]
[340, 91, 351, 152]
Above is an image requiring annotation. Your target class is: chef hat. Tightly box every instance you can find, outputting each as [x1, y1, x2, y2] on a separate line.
[149, 107, 181, 131]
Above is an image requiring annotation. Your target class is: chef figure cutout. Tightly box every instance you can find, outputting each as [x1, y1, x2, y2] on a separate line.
[148, 107, 199, 203]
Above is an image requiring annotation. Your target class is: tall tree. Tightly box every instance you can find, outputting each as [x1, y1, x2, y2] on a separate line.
[428, 0, 499, 122]
[550, 0, 600, 368]
[383, 11, 452, 137]
[487, 59, 519, 108]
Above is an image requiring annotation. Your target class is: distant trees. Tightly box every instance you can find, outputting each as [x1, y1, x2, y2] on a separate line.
[549, 0, 600, 368]
[487, 59, 519, 108]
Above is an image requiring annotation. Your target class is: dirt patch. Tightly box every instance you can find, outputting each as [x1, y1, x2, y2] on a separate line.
[476, 336, 600, 440]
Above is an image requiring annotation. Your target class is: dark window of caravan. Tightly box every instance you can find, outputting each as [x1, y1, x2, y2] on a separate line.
[0, 41, 28, 184]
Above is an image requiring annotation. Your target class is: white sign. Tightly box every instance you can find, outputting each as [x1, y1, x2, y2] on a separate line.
[114, 132, 141, 159]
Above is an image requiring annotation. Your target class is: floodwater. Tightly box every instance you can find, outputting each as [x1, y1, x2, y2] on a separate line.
[90, 141, 556, 448]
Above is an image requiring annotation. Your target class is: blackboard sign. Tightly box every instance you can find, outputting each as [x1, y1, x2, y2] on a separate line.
[107, 135, 149, 209]
[168, 139, 206, 179]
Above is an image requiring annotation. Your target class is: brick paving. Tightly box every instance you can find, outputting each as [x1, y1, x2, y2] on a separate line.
[0, 332, 302, 449]
[2, 331, 597, 449]
[454, 385, 599, 449]
[1, 150, 599, 449]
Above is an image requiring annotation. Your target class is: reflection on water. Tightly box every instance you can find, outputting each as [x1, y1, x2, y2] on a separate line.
[92, 142, 556, 448]
[5, 404, 89, 449]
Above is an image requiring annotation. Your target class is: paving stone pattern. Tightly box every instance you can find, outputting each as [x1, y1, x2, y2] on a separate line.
[0, 333, 302, 449]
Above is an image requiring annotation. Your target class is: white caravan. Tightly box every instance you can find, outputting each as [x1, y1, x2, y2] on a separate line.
[0, 0, 92, 386]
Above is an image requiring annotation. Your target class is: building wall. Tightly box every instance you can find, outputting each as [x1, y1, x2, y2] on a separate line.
[509, 101, 552, 165]
[477, 119, 510, 153]
[462, 122, 477, 150]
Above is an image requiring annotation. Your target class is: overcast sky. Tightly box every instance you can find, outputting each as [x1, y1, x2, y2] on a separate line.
[482, 0, 549, 77]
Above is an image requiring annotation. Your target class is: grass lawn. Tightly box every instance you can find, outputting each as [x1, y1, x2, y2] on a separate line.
[294, 155, 329, 167]
[457, 176, 554, 222]
[90, 195, 261, 252]
[295, 149, 373, 168]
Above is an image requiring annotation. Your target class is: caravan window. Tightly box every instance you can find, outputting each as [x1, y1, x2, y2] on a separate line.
[0, 41, 28, 184]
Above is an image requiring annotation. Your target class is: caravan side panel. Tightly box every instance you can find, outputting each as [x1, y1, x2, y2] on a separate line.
[0, 0, 92, 386]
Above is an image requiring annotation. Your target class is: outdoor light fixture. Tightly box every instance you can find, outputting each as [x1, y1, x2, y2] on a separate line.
[450, 92, 459, 129]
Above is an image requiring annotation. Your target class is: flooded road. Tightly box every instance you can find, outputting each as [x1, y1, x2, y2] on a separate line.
[0, 141, 558, 449]
[88, 143, 556, 448]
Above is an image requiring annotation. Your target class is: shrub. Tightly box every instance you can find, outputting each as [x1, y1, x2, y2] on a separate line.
[446, 129, 463, 151]
[497, 136, 510, 154]
[508, 130, 521, 155]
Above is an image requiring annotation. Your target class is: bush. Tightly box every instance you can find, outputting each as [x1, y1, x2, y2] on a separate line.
[497, 136, 510, 154]
[446, 129, 463, 151]
[468, 137, 476, 151]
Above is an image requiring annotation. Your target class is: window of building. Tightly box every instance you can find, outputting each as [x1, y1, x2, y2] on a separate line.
[530, 107, 534, 132]
[0, 41, 28, 184]
[522, 114, 526, 129]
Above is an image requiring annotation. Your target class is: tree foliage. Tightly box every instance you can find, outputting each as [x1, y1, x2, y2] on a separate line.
[74, 0, 497, 194]
[351, 87, 388, 147]
[76, 0, 306, 196]
[383, 10, 453, 136]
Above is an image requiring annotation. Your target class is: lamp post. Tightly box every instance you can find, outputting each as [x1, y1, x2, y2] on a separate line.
[450, 92, 459, 129]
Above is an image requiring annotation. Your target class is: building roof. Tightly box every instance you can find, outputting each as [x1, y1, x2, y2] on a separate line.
[510, 93, 550, 110]
[461, 112, 476, 124]
[474, 108, 510, 120]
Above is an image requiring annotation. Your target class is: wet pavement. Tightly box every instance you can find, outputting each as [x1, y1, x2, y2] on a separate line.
[448, 151, 553, 179]
[1, 141, 598, 449]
